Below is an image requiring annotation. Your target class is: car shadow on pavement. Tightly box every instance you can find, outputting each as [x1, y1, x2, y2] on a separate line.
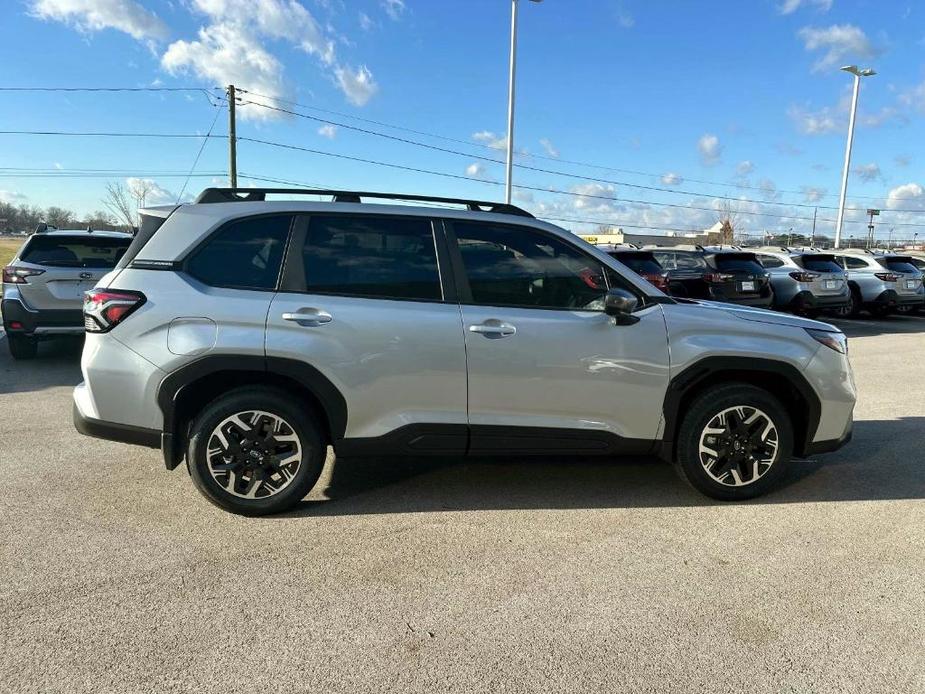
[0, 335, 83, 395]
[827, 313, 925, 338]
[284, 418, 925, 517]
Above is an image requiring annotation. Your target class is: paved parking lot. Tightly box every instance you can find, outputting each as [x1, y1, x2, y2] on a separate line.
[1, 317, 923, 694]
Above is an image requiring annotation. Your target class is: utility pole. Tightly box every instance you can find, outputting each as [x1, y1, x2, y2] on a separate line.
[227, 84, 237, 189]
[866, 208, 879, 249]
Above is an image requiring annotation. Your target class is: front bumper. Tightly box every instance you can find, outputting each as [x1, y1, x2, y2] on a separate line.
[1, 297, 84, 336]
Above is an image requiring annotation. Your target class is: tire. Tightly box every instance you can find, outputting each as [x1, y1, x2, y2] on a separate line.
[186, 387, 327, 516]
[869, 304, 892, 319]
[675, 383, 793, 501]
[7, 335, 37, 360]
[836, 287, 861, 319]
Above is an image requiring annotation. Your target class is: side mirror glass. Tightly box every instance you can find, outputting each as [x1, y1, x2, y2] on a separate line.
[604, 288, 639, 324]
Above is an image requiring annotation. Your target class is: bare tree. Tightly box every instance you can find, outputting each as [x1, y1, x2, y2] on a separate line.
[714, 199, 742, 244]
[103, 183, 136, 228]
[127, 179, 157, 212]
[84, 210, 120, 230]
[45, 206, 74, 228]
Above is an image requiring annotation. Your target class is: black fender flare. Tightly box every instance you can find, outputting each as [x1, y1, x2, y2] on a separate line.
[156, 355, 348, 469]
[660, 356, 821, 459]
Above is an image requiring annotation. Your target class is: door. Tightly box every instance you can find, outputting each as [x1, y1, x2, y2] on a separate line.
[447, 220, 670, 453]
[266, 213, 468, 451]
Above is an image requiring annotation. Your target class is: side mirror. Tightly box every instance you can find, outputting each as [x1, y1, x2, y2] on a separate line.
[604, 288, 640, 325]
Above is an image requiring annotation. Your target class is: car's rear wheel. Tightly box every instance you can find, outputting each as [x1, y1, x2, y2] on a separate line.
[7, 335, 37, 360]
[834, 287, 861, 319]
[186, 387, 327, 515]
[675, 383, 793, 501]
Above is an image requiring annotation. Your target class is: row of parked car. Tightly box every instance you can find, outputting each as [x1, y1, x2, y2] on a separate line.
[598, 243, 925, 318]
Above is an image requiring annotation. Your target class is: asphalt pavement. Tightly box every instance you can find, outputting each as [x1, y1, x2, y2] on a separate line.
[1, 318, 923, 693]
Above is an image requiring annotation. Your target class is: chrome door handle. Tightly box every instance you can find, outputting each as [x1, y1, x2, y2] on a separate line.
[469, 320, 516, 338]
[282, 308, 333, 326]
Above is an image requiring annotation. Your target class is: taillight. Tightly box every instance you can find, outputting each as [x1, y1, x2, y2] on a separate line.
[2, 266, 45, 284]
[789, 271, 818, 282]
[703, 272, 734, 283]
[83, 289, 146, 333]
[642, 273, 669, 291]
[874, 273, 899, 282]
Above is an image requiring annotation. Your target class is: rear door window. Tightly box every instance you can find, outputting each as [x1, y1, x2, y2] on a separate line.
[714, 254, 765, 273]
[801, 255, 844, 273]
[757, 254, 786, 268]
[19, 235, 131, 268]
[843, 256, 869, 269]
[298, 214, 442, 301]
[187, 215, 292, 290]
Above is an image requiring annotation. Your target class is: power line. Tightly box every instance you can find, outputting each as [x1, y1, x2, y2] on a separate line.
[238, 135, 920, 226]
[178, 104, 225, 203]
[235, 87, 908, 205]
[0, 129, 223, 139]
[0, 86, 220, 92]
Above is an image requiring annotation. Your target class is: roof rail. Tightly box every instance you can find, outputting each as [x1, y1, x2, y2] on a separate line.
[193, 187, 535, 218]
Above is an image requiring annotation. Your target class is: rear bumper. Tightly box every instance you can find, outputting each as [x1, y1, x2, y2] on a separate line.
[73, 402, 161, 449]
[1, 297, 84, 336]
[790, 291, 850, 311]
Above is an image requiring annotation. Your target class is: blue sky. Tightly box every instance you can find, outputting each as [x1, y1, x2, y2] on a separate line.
[1, 0, 924, 240]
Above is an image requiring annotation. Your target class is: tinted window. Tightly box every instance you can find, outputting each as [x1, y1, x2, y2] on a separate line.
[652, 251, 676, 270]
[757, 254, 786, 268]
[843, 256, 869, 269]
[801, 255, 843, 273]
[20, 235, 131, 268]
[454, 222, 614, 310]
[714, 254, 765, 273]
[909, 258, 925, 271]
[674, 252, 708, 270]
[884, 259, 920, 274]
[187, 215, 291, 289]
[301, 215, 441, 301]
[610, 252, 663, 274]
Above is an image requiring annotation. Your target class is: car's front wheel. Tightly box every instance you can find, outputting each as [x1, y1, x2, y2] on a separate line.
[186, 387, 327, 515]
[675, 383, 793, 500]
[7, 335, 37, 360]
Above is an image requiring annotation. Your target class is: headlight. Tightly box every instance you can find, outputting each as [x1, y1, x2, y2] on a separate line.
[805, 328, 847, 354]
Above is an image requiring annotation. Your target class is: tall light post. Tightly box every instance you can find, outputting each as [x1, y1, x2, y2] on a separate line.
[504, 0, 542, 204]
[834, 65, 876, 249]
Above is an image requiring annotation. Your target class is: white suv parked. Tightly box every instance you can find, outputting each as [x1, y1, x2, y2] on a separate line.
[73, 189, 856, 515]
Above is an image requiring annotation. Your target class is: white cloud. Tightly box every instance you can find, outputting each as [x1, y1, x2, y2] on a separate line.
[779, 0, 832, 15]
[29, 0, 169, 42]
[334, 64, 378, 106]
[616, 11, 634, 28]
[317, 124, 337, 139]
[0, 190, 27, 203]
[381, 0, 406, 21]
[473, 130, 507, 151]
[465, 163, 493, 181]
[788, 103, 841, 135]
[801, 186, 827, 203]
[895, 155, 911, 167]
[886, 183, 925, 209]
[853, 162, 881, 182]
[126, 177, 174, 205]
[539, 138, 559, 158]
[735, 160, 755, 176]
[660, 172, 683, 186]
[797, 24, 877, 73]
[163, 24, 286, 121]
[697, 134, 722, 165]
[757, 178, 781, 202]
[512, 190, 534, 204]
[359, 11, 373, 31]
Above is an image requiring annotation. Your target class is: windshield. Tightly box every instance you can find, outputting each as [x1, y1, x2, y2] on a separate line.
[19, 235, 131, 268]
[609, 252, 663, 274]
[714, 254, 765, 274]
[800, 255, 843, 273]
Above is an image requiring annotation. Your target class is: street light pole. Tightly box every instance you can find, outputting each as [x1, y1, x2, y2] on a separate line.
[504, 0, 541, 205]
[834, 65, 875, 249]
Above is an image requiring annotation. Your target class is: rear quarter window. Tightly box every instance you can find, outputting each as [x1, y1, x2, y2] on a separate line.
[757, 254, 786, 268]
[186, 215, 293, 290]
[19, 235, 131, 268]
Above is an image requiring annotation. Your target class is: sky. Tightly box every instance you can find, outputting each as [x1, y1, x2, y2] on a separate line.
[1, 0, 924, 242]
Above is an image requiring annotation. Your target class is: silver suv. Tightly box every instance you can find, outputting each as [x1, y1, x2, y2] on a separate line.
[73, 189, 856, 515]
[831, 249, 925, 317]
[2, 227, 132, 359]
[752, 248, 850, 316]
